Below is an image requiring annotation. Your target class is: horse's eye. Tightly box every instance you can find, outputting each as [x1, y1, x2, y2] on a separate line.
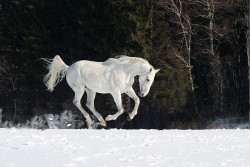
[147, 78, 150, 82]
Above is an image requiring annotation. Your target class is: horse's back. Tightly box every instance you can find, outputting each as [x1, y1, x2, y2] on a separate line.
[66, 60, 113, 93]
[68, 60, 105, 73]
[67, 60, 104, 78]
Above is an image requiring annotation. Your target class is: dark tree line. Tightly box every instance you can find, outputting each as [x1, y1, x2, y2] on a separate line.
[0, 0, 249, 129]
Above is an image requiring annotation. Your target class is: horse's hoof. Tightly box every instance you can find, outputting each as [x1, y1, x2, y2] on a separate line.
[99, 122, 107, 127]
[105, 115, 111, 121]
[86, 121, 92, 126]
[127, 116, 132, 121]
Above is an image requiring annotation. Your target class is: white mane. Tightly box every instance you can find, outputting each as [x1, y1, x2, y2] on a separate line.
[103, 55, 149, 67]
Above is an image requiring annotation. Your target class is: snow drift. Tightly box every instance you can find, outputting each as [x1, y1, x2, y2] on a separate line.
[0, 129, 250, 167]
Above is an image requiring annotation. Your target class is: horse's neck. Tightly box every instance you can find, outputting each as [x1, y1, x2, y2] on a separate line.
[122, 63, 148, 77]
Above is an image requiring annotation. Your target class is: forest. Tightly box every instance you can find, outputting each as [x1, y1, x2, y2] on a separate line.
[0, 0, 249, 129]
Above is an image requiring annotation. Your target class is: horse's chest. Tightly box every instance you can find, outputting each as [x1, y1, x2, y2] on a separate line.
[126, 77, 134, 87]
[119, 76, 134, 92]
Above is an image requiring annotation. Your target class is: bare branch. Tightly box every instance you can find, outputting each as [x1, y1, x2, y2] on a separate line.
[170, 46, 192, 68]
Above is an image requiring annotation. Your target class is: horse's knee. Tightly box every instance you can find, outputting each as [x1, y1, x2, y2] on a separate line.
[134, 98, 140, 104]
[73, 99, 82, 107]
[118, 108, 124, 114]
[73, 99, 78, 105]
[87, 102, 96, 112]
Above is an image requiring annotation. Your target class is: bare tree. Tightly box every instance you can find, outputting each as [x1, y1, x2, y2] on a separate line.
[159, 0, 198, 114]
[247, 0, 250, 124]
[0, 56, 18, 122]
[159, 0, 232, 114]
[189, 0, 230, 113]
[0, 108, 2, 127]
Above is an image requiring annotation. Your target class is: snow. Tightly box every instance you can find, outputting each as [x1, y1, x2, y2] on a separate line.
[206, 117, 250, 129]
[0, 129, 250, 167]
[0, 110, 85, 129]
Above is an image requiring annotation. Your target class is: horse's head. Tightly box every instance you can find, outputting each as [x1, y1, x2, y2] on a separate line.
[138, 66, 160, 97]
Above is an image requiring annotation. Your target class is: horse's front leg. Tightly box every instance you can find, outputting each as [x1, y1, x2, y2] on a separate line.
[105, 92, 124, 121]
[126, 88, 140, 120]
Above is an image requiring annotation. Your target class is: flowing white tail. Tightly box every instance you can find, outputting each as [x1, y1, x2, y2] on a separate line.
[42, 55, 68, 92]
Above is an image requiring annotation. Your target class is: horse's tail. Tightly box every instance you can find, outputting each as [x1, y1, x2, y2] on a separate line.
[42, 55, 69, 92]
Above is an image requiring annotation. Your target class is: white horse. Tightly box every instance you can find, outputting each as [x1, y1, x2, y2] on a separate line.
[42, 55, 159, 127]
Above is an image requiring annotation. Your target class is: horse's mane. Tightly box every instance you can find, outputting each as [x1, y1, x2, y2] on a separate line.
[103, 55, 149, 66]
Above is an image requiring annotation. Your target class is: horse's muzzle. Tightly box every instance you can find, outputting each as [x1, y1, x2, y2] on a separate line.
[138, 92, 145, 97]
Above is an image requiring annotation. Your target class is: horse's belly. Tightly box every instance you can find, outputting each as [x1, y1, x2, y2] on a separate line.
[84, 74, 127, 94]
[85, 82, 111, 94]
[84, 73, 113, 94]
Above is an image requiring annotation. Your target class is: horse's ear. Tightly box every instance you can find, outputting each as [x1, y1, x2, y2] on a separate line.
[155, 69, 160, 73]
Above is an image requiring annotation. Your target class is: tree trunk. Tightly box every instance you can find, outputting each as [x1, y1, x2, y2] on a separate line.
[13, 98, 17, 123]
[11, 79, 17, 123]
[247, 0, 250, 124]
[0, 108, 2, 127]
[207, 0, 221, 113]
[188, 68, 198, 114]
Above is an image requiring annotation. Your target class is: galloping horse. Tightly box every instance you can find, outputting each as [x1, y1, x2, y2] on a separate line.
[42, 55, 159, 127]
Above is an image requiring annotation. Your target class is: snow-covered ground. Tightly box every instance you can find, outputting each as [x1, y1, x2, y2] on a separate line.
[0, 129, 250, 167]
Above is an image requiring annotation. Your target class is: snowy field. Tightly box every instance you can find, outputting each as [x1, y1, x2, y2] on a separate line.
[0, 129, 250, 167]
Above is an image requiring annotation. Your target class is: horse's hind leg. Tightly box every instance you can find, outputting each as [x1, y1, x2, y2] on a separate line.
[85, 87, 106, 127]
[72, 86, 93, 126]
